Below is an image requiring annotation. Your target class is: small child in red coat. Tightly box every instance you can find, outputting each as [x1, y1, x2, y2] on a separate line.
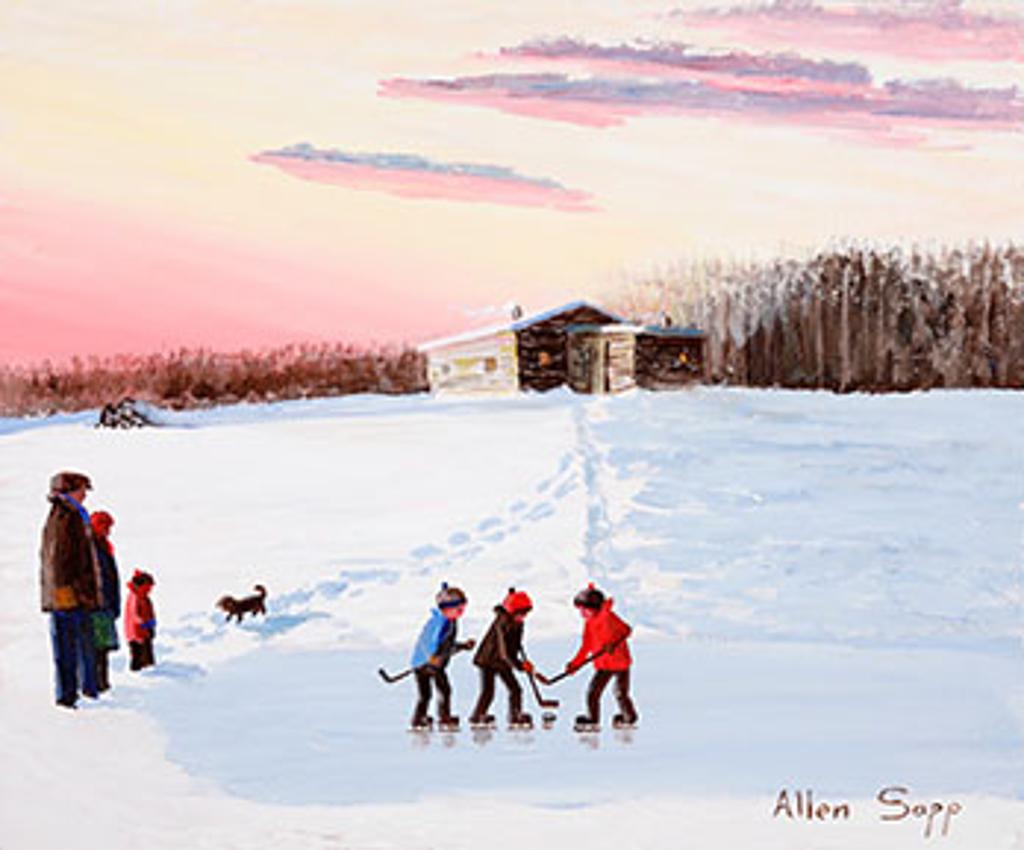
[124, 570, 157, 671]
[564, 583, 639, 729]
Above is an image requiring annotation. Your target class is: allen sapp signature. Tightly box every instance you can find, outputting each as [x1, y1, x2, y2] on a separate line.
[773, 787, 964, 839]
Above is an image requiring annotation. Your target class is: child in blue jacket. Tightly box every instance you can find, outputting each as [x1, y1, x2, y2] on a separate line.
[410, 583, 473, 729]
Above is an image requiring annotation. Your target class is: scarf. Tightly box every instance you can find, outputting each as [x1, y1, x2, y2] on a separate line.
[61, 493, 91, 526]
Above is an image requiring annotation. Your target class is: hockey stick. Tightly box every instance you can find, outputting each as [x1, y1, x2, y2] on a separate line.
[526, 670, 560, 709]
[377, 666, 415, 684]
[378, 640, 476, 685]
[518, 651, 559, 709]
[537, 635, 628, 686]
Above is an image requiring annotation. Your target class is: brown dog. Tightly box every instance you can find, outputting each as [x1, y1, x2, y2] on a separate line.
[216, 584, 267, 623]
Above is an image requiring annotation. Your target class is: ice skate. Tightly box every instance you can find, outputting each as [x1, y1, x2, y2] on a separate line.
[612, 712, 638, 730]
[437, 715, 460, 732]
[469, 713, 496, 730]
[574, 714, 600, 733]
[508, 711, 533, 730]
[409, 714, 433, 732]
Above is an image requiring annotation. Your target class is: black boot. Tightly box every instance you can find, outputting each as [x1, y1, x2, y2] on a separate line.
[96, 651, 110, 693]
[613, 712, 638, 728]
[469, 712, 495, 728]
[410, 714, 433, 730]
[509, 711, 533, 729]
[574, 714, 599, 731]
[438, 714, 460, 731]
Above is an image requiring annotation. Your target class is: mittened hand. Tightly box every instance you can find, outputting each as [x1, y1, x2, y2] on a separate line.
[521, 660, 535, 674]
[428, 654, 442, 668]
[463, 638, 477, 650]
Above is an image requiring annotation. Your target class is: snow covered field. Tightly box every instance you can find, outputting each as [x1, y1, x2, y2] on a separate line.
[1, 388, 1022, 849]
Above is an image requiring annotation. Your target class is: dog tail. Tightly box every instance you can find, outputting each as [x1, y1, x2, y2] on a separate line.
[216, 595, 232, 609]
[254, 584, 267, 597]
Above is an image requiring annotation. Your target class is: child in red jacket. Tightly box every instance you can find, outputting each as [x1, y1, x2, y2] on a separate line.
[564, 583, 639, 730]
[124, 570, 157, 671]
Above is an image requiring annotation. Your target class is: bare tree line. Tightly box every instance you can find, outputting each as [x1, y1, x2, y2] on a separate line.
[3, 242, 1020, 417]
[0, 343, 428, 417]
[615, 243, 1024, 391]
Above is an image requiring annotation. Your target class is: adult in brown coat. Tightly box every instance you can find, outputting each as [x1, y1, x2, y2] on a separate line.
[40, 471, 104, 708]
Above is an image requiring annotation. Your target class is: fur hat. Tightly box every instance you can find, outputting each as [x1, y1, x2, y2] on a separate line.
[503, 587, 533, 615]
[49, 471, 92, 496]
[436, 582, 467, 609]
[573, 583, 605, 610]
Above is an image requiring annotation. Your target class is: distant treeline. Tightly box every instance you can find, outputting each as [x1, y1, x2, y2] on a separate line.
[616, 243, 1024, 391]
[4, 243, 1020, 417]
[0, 343, 428, 417]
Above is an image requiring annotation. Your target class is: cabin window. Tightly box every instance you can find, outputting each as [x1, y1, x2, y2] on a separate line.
[484, 357, 498, 372]
[538, 351, 553, 367]
[678, 351, 689, 365]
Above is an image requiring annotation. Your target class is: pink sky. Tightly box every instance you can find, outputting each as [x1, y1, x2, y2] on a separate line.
[0, 189, 464, 364]
[1, 0, 1021, 366]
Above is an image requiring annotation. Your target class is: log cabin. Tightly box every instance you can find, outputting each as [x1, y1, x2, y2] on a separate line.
[418, 301, 624, 393]
[567, 324, 707, 393]
[419, 301, 707, 394]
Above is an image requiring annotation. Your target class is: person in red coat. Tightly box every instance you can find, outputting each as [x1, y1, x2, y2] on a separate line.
[564, 584, 639, 728]
[124, 570, 157, 671]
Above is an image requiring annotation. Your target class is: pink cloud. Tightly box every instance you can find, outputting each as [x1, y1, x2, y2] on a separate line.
[379, 65, 1024, 145]
[252, 145, 596, 212]
[674, 0, 1024, 63]
[0, 189, 467, 365]
[497, 38, 873, 99]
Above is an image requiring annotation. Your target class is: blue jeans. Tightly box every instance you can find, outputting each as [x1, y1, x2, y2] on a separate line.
[50, 609, 98, 705]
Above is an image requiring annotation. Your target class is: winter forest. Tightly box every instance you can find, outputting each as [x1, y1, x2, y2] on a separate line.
[616, 242, 1024, 391]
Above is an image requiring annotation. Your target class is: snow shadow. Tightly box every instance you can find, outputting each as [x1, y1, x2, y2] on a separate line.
[140, 638, 1023, 807]
[580, 391, 1024, 647]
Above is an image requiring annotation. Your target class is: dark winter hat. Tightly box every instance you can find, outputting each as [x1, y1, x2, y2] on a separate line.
[436, 582, 467, 609]
[49, 471, 92, 496]
[573, 583, 605, 610]
[503, 587, 533, 615]
[130, 569, 155, 589]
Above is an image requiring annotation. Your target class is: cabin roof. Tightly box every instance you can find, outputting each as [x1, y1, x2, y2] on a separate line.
[418, 300, 627, 352]
[566, 323, 706, 338]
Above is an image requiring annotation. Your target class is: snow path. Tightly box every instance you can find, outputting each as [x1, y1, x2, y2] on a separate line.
[2, 389, 1023, 849]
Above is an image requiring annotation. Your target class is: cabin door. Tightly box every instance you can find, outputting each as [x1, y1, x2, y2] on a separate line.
[591, 339, 608, 394]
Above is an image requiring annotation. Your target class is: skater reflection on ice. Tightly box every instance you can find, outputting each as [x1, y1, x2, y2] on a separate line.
[614, 729, 635, 746]
[508, 728, 536, 747]
[471, 727, 494, 747]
